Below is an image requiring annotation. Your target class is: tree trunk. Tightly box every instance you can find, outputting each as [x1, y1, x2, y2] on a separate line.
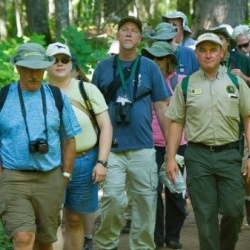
[177, 0, 190, 16]
[24, 0, 52, 43]
[192, 0, 248, 38]
[54, 0, 70, 39]
[0, 0, 7, 40]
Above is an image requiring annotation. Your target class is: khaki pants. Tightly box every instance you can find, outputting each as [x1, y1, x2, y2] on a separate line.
[95, 148, 158, 250]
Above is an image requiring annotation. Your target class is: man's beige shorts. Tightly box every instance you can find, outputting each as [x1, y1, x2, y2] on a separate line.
[0, 167, 66, 243]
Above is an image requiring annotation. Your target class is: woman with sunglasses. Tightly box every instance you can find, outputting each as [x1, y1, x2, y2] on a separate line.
[46, 42, 113, 250]
[141, 41, 187, 249]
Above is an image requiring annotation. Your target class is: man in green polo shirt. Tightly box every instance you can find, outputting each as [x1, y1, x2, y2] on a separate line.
[165, 33, 250, 250]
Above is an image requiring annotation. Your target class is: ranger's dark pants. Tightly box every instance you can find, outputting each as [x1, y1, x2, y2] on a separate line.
[185, 143, 244, 250]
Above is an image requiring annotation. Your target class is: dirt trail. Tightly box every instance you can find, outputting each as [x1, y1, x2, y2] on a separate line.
[53, 199, 250, 250]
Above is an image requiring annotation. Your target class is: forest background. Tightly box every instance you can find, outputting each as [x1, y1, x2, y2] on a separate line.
[0, 0, 249, 86]
[0, 0, 250, 248]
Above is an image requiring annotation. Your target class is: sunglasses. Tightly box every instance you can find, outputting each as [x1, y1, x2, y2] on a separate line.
[170, 22, 181, 28]
[154, 56, 166, 61]
[54, 57, 71, 64]
[237, 41, 250, 50]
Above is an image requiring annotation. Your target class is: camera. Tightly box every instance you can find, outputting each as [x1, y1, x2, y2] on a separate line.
[29, 138, 49, 154]
[115, 101, 132, 123]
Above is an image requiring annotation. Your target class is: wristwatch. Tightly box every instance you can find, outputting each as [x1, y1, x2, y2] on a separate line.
[97, 160, 108, 167]
[62, 171, 72, 181]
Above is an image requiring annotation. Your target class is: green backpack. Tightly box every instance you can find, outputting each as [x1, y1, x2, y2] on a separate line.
[181, 73, 239, 103]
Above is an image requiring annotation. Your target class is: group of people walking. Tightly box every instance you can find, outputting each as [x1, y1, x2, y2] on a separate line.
[0, 10, 250, 250]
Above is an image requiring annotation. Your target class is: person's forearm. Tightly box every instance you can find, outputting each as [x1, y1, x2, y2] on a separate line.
[61, 137, 76, 173]
[166, 121, 183, 160]
[96, 112, 113, 161]
[153, 99, 170, 142]
[98, 126, 113, 161]
[242, 75, 250, 86]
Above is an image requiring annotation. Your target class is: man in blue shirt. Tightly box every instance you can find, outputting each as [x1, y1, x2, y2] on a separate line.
[162, 10, 196, 49]
[92, 16, 171, 250]
[0, 43, 81, 250]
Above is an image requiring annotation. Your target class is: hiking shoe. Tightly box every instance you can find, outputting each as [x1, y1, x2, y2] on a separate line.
[166, 240, 182, 249]
[121, 219, 131, 233]
[155, 243, 164, 249]
[83, 237, 93, 250]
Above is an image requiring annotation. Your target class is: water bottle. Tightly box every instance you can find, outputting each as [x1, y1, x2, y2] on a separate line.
[159, 165, 186, 193]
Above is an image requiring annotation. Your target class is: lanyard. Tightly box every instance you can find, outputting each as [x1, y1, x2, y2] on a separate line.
[18, 83, 48, 142]
[117, 55, 139, 96]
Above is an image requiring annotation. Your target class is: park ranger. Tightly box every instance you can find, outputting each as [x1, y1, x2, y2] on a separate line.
[165, 33, 250, 250]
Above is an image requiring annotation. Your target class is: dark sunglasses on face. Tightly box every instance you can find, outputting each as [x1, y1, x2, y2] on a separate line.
[237, 41, 250, 50]
[54, 57, 71, 64]
[154, 56, 166, 61]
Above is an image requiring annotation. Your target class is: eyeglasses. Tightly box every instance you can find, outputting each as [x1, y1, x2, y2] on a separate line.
[54, 57, 71, 64]
[119, 27, 140, 36]
[237, 41, 250, 50]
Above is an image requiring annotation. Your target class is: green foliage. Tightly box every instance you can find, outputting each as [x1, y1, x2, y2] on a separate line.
[59, 25, 108, 75]
[0, 25, 110, 85]
[0, 34, 48, 87]
[0, 220, 13, 250]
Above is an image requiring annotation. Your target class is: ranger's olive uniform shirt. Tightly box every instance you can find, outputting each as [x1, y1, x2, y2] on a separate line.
[166, 67, 250, 145]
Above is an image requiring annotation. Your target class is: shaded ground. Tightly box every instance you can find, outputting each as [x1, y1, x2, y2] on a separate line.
[92, 199, 250, 250]
[2, 197, 248, 249]
[53, 199, 250, 250]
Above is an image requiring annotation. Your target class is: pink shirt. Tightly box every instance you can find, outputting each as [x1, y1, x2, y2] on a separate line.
[152, 72, 186, 147]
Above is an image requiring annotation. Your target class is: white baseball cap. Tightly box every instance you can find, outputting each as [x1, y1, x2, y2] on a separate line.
[46, 42, 71, 57]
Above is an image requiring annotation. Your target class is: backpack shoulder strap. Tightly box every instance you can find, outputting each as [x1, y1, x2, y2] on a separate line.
[181, 73, 239, 104]
[48, 84, 63, 115]
[181, 76, 190, 104]
[0, 85, 11, 111]
[227, 72, 239, 90]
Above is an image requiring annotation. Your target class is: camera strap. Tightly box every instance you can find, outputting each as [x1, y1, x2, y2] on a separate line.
[17, 83, 48, 142]
[117, 55, 140, 97]
[103, 54, 141, 104]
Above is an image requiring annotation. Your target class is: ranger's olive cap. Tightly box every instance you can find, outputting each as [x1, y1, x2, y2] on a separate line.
[10, 43, 55, 69]
[195, 33, 223, 47]
[162, 11, 192, 34]
[149, 22, 177, 40]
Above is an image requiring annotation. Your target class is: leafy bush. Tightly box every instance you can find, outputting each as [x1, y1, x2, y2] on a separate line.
[59, 25, 108, 75]
[0, 220, 13, 250]
[0, 26, 109, 86]
[0, 34, 46, 87]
